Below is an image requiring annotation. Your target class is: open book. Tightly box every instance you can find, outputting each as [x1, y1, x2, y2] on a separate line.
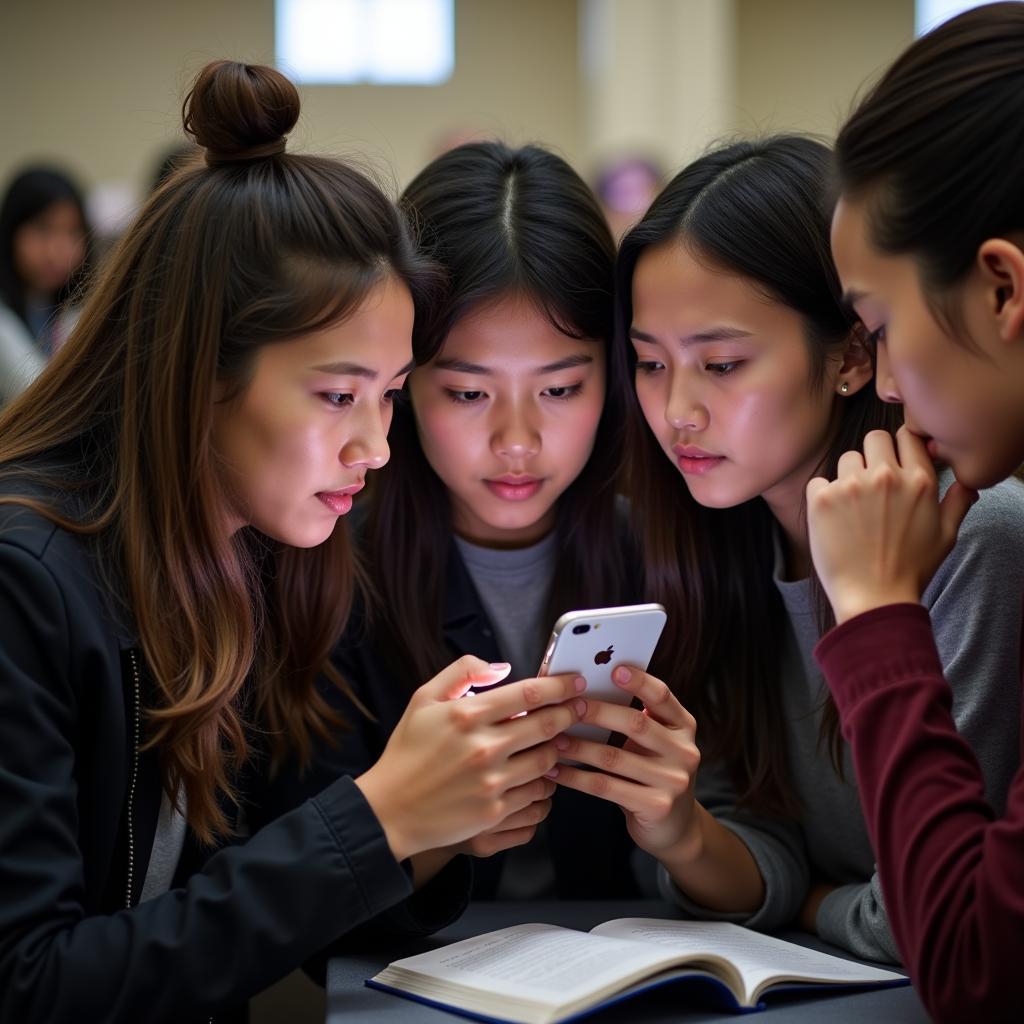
[367, 918, 907, 1023]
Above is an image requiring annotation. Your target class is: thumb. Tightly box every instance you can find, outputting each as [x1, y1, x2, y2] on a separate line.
[938, 481, 979, 550]
[420, 655, 512, 703]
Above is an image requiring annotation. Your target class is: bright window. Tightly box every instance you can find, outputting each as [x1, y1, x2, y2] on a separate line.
[275, 0, 455, 85]
[915, 0, 1013, 35]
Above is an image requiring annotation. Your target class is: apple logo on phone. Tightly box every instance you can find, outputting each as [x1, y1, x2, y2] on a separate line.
[594, 645, 614, 666]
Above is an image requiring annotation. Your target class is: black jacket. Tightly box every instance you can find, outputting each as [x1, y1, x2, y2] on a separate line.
[0, 498, 463, 1023]
[260, 535, 652, 902]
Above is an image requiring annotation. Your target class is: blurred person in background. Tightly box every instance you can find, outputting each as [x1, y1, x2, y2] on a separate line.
[593, 154, 664, 243]
[0, 165, 91, 404]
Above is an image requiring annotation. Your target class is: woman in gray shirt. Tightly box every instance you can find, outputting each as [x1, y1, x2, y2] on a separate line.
[552, 136, 1024, 963]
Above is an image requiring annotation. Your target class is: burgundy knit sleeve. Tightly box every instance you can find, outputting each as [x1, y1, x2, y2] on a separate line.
[815, 603, 1024, 1022]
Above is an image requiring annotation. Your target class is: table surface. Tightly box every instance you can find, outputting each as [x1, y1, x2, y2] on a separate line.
[326, 900, 930, 1023]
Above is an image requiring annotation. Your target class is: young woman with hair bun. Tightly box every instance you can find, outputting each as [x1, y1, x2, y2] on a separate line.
[0, 61, 582, 1023]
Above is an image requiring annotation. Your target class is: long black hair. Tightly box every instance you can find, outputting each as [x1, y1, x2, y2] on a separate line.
[367, 141, 629, 686]
[613, 136, 902, 814]
[0, 165, 91, 330]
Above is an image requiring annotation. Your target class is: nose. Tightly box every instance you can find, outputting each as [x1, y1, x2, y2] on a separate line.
[665, 370, 708, 431]
[340, 405, 391, 471]
[491, 399, 540, 460]
[873, 342, 903, 404]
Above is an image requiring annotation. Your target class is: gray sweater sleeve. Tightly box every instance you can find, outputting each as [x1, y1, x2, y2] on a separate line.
[658, 755, 810, 931]
[814, 476, 1024, 960]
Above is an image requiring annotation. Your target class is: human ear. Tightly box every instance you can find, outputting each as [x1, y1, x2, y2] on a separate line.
[976, 238, 1024, 344]
[834, 323, 875, 397]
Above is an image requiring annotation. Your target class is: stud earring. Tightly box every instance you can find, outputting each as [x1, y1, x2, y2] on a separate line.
[839, 381, 850, 394]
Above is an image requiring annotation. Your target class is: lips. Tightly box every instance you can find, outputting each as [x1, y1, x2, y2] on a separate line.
[672, 444, 725, 476]
[905, 425, 941, 460]
[316, 481, 364, 516]
[484, 475, 543, 502]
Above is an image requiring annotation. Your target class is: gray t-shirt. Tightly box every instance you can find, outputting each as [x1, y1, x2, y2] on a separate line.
[140, 789, 187, 903]
[455, 531, 558, 899]
[454, 532, 557, 688]
[661, 474, 1024, 963]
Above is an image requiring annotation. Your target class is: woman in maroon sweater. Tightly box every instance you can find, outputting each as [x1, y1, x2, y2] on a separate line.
[806, 5, 1024, 1020]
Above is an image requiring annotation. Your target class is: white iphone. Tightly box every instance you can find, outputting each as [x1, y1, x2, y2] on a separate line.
[537, 603, 667, 745]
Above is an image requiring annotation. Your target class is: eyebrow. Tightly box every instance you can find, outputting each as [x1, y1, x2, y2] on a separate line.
[312, 358, 416, 380]
[432, 353, 594, 375]
[842, 288, 867, 309]
[630, 326, 753, 345]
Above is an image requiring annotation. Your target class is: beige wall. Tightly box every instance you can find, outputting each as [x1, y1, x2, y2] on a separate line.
[1, 0, 919, 214]
[581, 0, 737, 174]
[734, 0, 915, 139]
[0, 0, 582, 202]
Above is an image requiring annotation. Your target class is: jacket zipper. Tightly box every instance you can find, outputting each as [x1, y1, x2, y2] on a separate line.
[124, 650, 215, 1023]
[124, 649, 141, 909]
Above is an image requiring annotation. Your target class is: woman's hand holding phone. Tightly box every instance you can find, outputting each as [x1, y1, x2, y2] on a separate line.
[549, 665, 703, 858]
[355, 656, 585, 864]
[409, 790, 557, 889]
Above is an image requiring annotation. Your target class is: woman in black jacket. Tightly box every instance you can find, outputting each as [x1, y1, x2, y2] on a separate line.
[0, 60, 581, 1023]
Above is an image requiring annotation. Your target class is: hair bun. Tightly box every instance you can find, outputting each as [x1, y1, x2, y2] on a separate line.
[183, 60, 299, 165]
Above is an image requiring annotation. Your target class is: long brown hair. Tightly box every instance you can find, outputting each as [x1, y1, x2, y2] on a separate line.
[613, 137, 902, 816]
[0, 60, 437, 842]
[367, 142, 630, 687]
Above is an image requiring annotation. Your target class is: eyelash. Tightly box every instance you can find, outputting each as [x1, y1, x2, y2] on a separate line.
[634, 360, 743, 377]
[444, 389, 485, 405]
[542, 383, 583, 400]
[635, 361, 664, 375]
[323, 392, 353, 407]
[443, 384, 583, 405]
[706, 361, 742, 376]
[322, 388, 405, 408]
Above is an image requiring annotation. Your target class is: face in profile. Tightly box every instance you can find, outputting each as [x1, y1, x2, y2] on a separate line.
[630, 241, 851, 524]
[831, 196, 1024, 491]
[212, 275, 415, 547]
[13, 200, 87, 295]
[409, 293, 606, 547]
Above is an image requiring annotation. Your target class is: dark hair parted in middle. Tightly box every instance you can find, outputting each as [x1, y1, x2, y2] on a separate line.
[367, 140, 629, 686]
[613, 136, 902, 815]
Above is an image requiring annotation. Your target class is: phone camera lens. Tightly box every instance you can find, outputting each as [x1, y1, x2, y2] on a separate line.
[572, 624, 591, 635]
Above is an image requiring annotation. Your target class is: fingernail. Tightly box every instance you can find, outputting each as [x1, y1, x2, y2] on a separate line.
[544, 767, 559, 779]
[489, 662, 510, 671]
[555, 735, 570, 750]
[575, 699, 587, 717]
[613, 666, 631, 685]
[574, 675, 586, 692]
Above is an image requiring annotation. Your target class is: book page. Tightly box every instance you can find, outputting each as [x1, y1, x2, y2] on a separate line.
[591, 919, 903, 1002]
[386, 923, 695, 1003]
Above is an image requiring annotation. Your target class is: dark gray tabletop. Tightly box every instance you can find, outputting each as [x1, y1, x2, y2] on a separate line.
[326, 900, 930, 1023]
